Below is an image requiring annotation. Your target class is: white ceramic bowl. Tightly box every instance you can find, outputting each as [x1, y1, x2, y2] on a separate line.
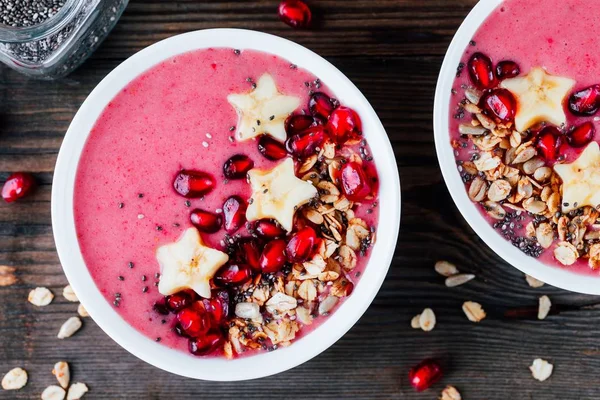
[52, 29, 401, 381]
[433, 0, 600, 294]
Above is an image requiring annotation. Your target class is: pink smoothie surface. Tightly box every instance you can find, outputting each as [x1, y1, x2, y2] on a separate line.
[74, 48, 379, 354]
[449, 0, 600, 275]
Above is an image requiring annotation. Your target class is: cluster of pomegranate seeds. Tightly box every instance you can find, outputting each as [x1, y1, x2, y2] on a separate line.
[222, 196, 247, 233]
[278, 0, 312, 29]
[2, 172, 35, 203]
[223, 154, 254, 180]
[408, 359, 443, 392]
[190, 209, 222, 233]
[173, 170, 215, 198]
[569, 84, 600, 116]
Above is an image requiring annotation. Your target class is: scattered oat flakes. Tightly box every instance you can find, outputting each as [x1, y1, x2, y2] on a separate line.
[57, 317, 82, 339]
[445, 273, 475, 287]
[1, 367, 27, 390]
[410, 314, 421, 329]
[525, 274, 545, 288]
[529, 358, 553, 382]
[28, 287, 54, 306]
[440, 385, 462, 400]
[434, 260, 459, 277]
[52, 361, 70, 389]
[538, 295, 551, 320]
[419, 308, 436, 331]
[66, 382, 89, 399]
[62, 285, 79, 302]
[41, 385, 66, 400]
[462, 301, 486, 322]
[77, 304, 89, 317]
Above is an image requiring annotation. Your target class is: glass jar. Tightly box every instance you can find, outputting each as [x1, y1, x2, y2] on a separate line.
[0, 0, 128, 79]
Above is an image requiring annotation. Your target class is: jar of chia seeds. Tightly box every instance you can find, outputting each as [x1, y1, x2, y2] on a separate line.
[0, 0, 128, 79]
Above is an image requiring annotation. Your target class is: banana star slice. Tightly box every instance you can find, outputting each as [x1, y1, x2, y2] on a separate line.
[500, 67, 575, 132]
[554, 141, 600, 213]
[157, 227, 228, 298]
[227, 73, 301, 142]
[246, 158, 318, 232]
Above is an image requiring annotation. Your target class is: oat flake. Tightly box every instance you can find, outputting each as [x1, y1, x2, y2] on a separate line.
[41, 385, 66, 400]
[28, 287, 54, 306]
[538, 295, 551, 320]
[462, 301, 486, 322]
[440, 385, 462, 400]
[1, 367, 27, 390]
[530, 358, 553, 382]
[419, 308, 436, 331]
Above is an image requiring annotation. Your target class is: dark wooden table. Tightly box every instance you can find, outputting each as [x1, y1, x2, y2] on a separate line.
[2, 1, 599, 399]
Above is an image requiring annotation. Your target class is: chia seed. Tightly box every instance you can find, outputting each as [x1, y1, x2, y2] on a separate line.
[0, 0, 63, 28]
[118, 275, 124, 281]
[118, 202, 124, 209]
[184, 200, 191, 207]
[142, 286, 148, 293]
[128, 261, 134, 269]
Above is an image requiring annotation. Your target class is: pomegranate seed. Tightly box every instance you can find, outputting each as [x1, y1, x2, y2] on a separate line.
[480, 89, 517, 123]
[176, 307, 211, 337]
[166, 290, 194, 312]
[214, 263, 253, 286]
[254, 219, 285, 239]
[259, 239, 287, 273]
[153, 301, 170, 315]
[495, 60, 520, 80]
[409, 359, 443, 392]
[286, 126, 328, 158]
[340, 161, 371, 201]
[173, 323, 189, 338]
[236, 238, 263, 271]
[285, 114, 317, 135]
[467, 52, 497, 90]
[328, 106, 362, 143]
[223, 154, 254, 180]
[286, 226, 317, 263]
[536, 126, 564, 162]
[223, 196, 247, 233]
[190, 209, 222, 233]
[278, 0, 312, 29]
[188, 331, 224, 356]
[258, 135, 288, 161]
[2, 172, 35, 203]
[200, 290, 230, 325]
[173, 170, 215, 198]
[309, 92, 335, 120]
[569, 84, 600, 116]
[568, 122, 596, 148]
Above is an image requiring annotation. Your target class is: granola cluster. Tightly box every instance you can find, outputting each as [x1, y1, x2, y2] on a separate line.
[453, 87, 600, 268]
[223, 147, 376, 358]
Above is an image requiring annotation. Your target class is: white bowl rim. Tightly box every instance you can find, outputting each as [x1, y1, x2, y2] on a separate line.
[433, 0, 600, 295]
[51, 28, 401, 381]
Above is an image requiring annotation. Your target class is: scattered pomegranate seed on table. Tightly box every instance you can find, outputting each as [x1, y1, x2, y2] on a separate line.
[408, 358, 443, 391]
[1, 172, 35, 203]
[278, 0, 312, 29]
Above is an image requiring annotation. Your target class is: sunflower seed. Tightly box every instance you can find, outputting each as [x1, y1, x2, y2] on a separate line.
[57, 317, 82, 339]
[525, 274, 545, 288]
[462, 301, 486, 322]
[62, 285, 79, 302]
[419, 308, 436, 331]
[52, 361, 70, 389]
[41, 385, 66, 400]
[440, 385, 462, 400]
[434, 260, 459, 277]
[538, 295, 551, 320]
[445, 274, 475, 287]
[1, 367, 27, 390]
[66, 382, 89, 400]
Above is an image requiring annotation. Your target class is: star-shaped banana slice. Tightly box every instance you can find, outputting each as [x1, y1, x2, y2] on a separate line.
[227, 73, 300, 142]
[157, 227, 228, 298]
[246, 158, 317, 231]
[554, 141, 600, 213]
[501, 67, 575, 132]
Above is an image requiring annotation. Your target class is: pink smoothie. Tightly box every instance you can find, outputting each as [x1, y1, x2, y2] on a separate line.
[74, 48, 379, 355]
[449, 0, 600, 275]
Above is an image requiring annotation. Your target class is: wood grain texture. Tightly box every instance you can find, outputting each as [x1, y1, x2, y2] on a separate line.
[1, 0, 599, 399]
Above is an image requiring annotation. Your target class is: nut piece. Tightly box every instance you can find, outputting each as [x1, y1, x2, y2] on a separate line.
[62, 285, 79, 302]
[410, 314, 421, 329]
[445, 274, 475, 287]
[1, 367, 27, 390]
[41, 385, 66, 400]
[434, 260, 459, 277]
[525, 274, 545, 288]
[440, 385, 462, 400]
[468, 177, 487, 202]
[28, 287, 54, 306]
[553, 242, 579, 266]
[66, 382, 89, 400]
[57, 317, 82, 339]
[419, 308, 436, 331]
[462, 301, 486, 322]
[487, 179, 511, 201]
[52, 361, 70, 389]
[77, 304, 89, 318]
[529, 358, 553, 382]
[538, 295, 551, 320]
[235, 302, 260, 320]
